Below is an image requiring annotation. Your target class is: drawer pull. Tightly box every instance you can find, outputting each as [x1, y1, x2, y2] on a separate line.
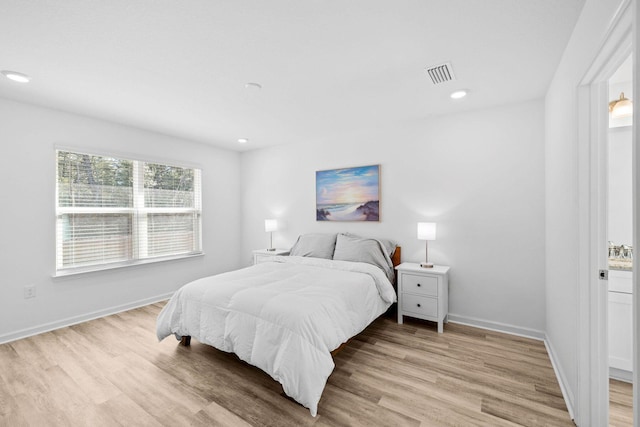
[417, 283, 421, 287]
[417, 303, 421, 307]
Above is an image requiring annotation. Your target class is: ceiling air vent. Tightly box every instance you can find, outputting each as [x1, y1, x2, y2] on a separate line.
[425, 62, 456, 84]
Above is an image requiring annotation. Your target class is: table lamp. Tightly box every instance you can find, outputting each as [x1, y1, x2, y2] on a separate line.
[417, 222, 436, 268]
[264, 219, 278, 251]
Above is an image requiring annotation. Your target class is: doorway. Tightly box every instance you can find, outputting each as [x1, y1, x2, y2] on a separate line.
[575, 2, 634, 425]
[607, 54, 634, 426]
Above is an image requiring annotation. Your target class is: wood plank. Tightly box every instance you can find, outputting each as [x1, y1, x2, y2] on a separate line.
[319, 383, 420, 427]
[481, 396, 573, 427]
[378, 393, 520, 427]
[97, 392, 162, 426]
[609, 379, 632, 427]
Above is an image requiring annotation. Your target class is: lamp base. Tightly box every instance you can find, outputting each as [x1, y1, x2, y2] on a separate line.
[420, 262, 434, 268]
[266, 248, 276, 251]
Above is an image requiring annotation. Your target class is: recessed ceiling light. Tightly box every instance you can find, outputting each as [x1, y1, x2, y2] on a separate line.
[450, 90, 468, 99]
[1, 70, 31, 83]
[238, 138, 249, 144]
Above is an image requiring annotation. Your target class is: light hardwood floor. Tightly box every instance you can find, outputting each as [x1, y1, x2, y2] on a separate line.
[610, 379, 633, 426]
[0, 303, 575, 426]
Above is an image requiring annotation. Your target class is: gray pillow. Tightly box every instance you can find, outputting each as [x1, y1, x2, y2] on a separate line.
[341, 233, 397, 257]
[332, 233, 395, 281]
[289, 233, 337, 259]
[377, 238, 397, 258]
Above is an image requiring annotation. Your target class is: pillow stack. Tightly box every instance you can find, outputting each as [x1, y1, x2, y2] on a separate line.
[289, 232, 397, 282]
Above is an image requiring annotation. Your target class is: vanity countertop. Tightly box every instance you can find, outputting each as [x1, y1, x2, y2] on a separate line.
[609, 258, 632, 272]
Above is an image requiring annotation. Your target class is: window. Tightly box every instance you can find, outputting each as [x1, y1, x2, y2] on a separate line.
[56, 150, 202, 274]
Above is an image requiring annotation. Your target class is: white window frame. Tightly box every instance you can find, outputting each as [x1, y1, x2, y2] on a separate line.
[55, 149, 203, 276]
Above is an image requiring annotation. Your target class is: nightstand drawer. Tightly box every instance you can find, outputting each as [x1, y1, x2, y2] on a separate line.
[401, 294, 438, 318]
[402, 273, 438, 296]
[252, 249, 289, 265]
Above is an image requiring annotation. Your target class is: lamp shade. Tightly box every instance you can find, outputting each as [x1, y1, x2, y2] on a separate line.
[417, 222, 436, 240]
[264, 219, 278, 232]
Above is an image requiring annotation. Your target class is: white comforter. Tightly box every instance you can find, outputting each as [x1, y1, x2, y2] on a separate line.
[156, 256, 396, 416]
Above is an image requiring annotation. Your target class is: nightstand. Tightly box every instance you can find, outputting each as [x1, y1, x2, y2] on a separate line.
[252, 249, 289, 265]
[396, 263, 450, 333]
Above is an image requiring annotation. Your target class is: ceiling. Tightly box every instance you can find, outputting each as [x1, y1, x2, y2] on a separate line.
[0, 1, 584, 152]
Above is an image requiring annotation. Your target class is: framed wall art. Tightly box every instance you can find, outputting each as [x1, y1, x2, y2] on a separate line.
[316, 164, 379, 221]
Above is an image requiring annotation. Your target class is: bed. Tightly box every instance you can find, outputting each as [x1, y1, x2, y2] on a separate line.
[156, 233, 400, 416]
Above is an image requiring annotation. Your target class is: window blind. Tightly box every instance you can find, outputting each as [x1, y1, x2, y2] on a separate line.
[56, 150, 202, 274]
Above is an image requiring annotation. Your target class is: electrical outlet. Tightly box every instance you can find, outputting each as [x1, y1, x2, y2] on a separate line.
[24, 285, 36, 299]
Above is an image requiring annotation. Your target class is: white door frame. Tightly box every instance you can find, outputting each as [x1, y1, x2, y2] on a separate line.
[577, 1, 633, 425]
[633, 2, 639, 424]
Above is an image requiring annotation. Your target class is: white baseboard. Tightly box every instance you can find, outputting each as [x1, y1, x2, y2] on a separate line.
[447, 313, 545, 341]
[0, 292, 173, 345]
[544, 338, 575, 421]
[609, 367, 633, 383]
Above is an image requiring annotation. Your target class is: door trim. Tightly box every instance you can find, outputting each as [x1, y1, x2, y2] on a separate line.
[633, 1, 639, 423]
[577, 2, 633, 425]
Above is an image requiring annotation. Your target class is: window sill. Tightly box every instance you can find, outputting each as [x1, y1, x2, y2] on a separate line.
[53, 252, 205, 278]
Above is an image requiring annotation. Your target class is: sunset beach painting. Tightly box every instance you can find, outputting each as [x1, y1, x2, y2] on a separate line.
[316, 165, 380, 221]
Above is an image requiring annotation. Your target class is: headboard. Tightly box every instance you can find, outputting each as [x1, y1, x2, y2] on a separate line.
[391, 246, 402, 288]
[391, 246, 402, 268]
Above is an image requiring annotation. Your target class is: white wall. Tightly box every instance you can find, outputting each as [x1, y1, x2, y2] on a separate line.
[609, 126, 633, 246]
[0, 98, 242, 342]
[608, 61, 633, 247]
[241, 99, 546, 335]
[544, 0, 630, 420]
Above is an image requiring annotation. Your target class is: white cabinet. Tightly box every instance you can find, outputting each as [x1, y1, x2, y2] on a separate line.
[608, 270, 633, 380]
[252, 249, 289, 265]
[396, 263, 450, 333]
